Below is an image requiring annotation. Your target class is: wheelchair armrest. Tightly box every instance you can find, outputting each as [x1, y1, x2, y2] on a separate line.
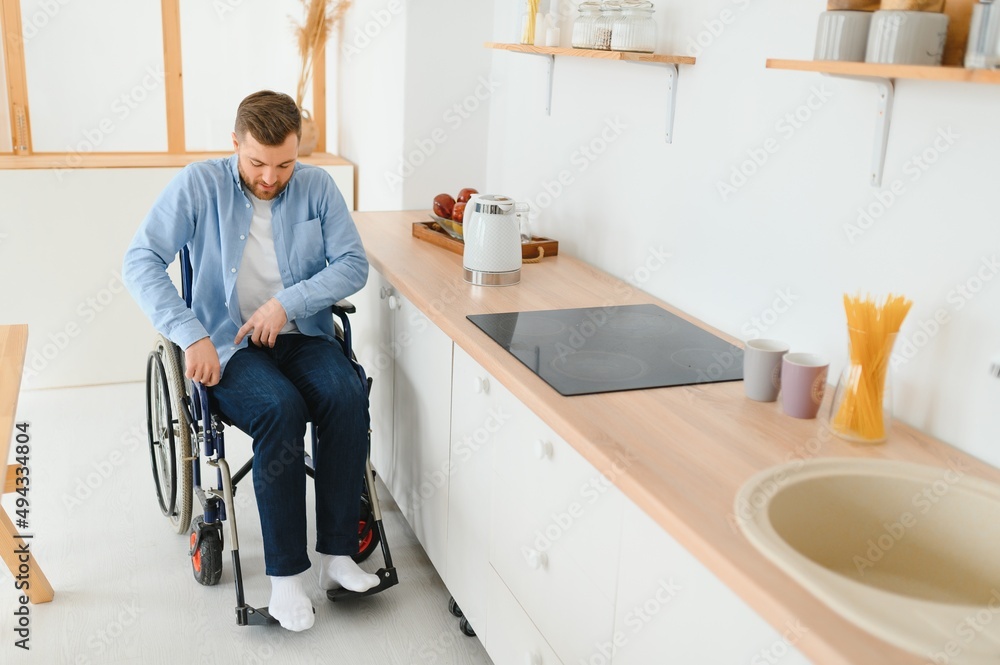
[332, 299, 356, 315]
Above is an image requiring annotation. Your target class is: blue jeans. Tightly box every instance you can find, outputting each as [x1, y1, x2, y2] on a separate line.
[212, 334, 369, 576]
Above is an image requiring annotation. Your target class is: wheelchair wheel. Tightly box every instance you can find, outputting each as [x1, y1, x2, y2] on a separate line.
[353, 491, 381, 563]
[190, 526, 223, 586]
[146, 335, 193, 534]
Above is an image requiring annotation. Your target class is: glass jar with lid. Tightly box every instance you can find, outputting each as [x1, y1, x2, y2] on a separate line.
[571, 2, 603, 49]
[593, 1, 622, 51]
[611, 0, 656, 53]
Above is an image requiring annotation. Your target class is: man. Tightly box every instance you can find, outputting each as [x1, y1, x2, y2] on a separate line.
[123, 90, 375, 632]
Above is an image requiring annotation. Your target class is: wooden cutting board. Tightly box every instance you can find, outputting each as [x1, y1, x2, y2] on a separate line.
[411, 222, 558, 261]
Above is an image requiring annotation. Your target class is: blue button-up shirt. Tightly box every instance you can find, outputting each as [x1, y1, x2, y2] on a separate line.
[123, 155, 368, 375]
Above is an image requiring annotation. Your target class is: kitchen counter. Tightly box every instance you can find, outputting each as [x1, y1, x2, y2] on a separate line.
[353, 210, 1000, 665]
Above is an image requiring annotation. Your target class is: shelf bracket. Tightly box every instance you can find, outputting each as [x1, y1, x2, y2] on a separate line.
[520, 51, 556, 115]
[665, 63, 679, 144]
[625, 61, 680, 143]
[827, 74, 895, 187]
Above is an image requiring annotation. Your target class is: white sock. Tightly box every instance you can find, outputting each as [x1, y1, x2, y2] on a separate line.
[268, 572, 315, 632]
[319, 554, 379, 592]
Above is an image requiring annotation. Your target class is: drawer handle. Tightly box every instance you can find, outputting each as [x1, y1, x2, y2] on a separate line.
[525, 549, 548, 570]
[525, 654, 541, 665]
[474, 376, 490, 394]
[533, 439, 553, 460]
[387, 295, 400, 311]
[379, 286, 392, 300]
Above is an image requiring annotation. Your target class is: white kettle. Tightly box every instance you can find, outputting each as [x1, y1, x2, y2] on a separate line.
[463, 195, 521, 286]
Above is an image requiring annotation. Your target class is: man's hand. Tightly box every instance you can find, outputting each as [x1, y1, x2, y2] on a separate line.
[235, 297, 288, 348]
[185, 337, 221, 386]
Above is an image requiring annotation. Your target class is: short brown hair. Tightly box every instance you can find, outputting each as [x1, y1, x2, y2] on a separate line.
[234, 90, 301, 145]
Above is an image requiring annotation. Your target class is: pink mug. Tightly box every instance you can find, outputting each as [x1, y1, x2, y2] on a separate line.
[781, 353, 829, 419]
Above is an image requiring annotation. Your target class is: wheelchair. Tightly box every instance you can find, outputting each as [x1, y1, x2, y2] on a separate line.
[143, 246, 397, 626]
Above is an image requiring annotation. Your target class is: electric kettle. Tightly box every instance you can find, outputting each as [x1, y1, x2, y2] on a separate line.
[463, 195, 522, 286]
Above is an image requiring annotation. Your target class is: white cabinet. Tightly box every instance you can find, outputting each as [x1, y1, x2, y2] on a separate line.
[489, 391, 625, 665]
[390, 292, 453, 576]
[447, 345, 519, 644]
[487, 568, 564, 665]
[351, 270, 454, 577]
[611, 500, 813, 664]
[351, 269, 396, 485]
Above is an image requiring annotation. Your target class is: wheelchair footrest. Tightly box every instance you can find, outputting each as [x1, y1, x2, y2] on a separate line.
[326, 567, 398, 602]
[237, 605, 280, 626]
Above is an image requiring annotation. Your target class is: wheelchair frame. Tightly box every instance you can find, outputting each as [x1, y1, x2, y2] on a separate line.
[144, 246, 397, 626]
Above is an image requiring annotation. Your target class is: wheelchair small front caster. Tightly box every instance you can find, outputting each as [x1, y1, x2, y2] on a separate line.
[189, 519, 223, 586]
[459, 616, 476, 637]
[448, 596, 463, 618]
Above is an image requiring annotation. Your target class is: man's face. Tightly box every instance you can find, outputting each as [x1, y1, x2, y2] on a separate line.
[232, 131, 298, 200]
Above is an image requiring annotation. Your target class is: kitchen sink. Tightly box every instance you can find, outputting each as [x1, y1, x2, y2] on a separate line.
[735, 457, 1000, 664]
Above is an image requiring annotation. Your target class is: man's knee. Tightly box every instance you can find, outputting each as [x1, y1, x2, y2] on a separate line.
[259, 391, 309, 432]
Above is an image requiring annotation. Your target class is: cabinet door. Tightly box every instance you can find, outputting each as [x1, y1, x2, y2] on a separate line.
[350, 268, 395, 486]
[612, 500, 813, 664]
[490, 399, 625, 665]
[391, 293, 453, 576]
[447, 345, 503, 645]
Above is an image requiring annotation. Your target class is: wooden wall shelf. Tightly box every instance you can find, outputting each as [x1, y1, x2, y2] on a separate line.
[486, 42, 696, 65]
[486, 42, 696, 143]
[766, 58, 1000, 187]
[767, 58, 1000, 85]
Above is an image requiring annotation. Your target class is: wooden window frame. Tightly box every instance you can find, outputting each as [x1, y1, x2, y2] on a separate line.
[0, 0, 329, 167]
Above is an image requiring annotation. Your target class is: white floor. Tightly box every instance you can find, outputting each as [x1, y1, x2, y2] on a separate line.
[1, 382, 493, 665]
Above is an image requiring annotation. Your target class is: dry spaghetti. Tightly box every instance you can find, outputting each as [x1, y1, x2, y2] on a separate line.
[832, 293, 912, 443]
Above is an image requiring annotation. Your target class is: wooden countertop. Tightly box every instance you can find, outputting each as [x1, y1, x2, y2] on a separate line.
[353, 210, 1000, 665]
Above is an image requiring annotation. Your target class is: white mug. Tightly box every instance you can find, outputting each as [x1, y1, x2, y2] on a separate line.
[866, 10, 949, 66]
[815, 11, 873, 62]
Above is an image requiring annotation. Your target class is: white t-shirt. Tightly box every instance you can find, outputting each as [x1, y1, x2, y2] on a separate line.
[235, 192, 299, 334]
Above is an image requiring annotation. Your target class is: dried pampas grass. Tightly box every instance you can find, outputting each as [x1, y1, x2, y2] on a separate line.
[292, 0, 351, 109]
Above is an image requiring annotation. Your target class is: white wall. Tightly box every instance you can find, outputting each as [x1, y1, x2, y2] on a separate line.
[336, 0, 408, 211]
[0, 164, 354, 391]
[480, 0, 1000, 467]
[21, 0, 168, 152]
[336, 0, 495, 211]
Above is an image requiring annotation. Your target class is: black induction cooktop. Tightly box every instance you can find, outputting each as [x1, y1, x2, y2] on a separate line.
[467, 304, 743, 396]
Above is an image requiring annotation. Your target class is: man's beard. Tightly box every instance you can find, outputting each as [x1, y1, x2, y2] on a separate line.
[238, 165, 289, 201]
